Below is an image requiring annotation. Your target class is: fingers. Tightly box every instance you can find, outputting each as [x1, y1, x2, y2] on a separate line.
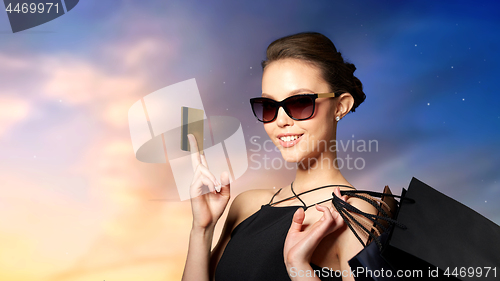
[316, 204, 340, 221]
[188, 133, 228, 197]
[190, 175, 217, 198]
[188, 134, 201, 171]
[200, 152, 208, 169]
[333, 187, 348, 202]
[190, 166, 221, 198]
[289, 208, 306, 233]
[218, 171, 230, 195]
[333, 187, 341, 199]
[315, 204, 333, 222]
[312, 204, 343, 236]
[193, 164, 219, 187]
[288, 205, 340, 236]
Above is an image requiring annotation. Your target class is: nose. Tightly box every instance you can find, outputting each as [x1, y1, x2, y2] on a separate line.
[275, 106, 293, 127]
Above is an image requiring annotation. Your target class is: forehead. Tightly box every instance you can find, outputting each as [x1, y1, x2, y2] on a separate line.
[261, 59, 329, 99]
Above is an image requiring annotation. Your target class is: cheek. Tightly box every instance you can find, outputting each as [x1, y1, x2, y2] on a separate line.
[301, 116, 334, 143]
[309, 100, 335, 124]
[263, 124, 275, 141]
[317, 100, 336, 118]
[309, 103, 335, 130]
[263, 124, 272, 135]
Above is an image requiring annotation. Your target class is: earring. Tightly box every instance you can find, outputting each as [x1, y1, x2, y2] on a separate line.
[335, 116, 340, 122]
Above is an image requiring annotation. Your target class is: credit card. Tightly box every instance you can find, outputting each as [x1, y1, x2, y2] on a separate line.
[180, 106, 204, 152]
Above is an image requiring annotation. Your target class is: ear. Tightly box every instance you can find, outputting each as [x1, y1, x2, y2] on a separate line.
[335, 93, 354, 119]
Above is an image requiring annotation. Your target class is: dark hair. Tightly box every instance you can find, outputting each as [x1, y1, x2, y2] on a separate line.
[261, 32, 366, 112]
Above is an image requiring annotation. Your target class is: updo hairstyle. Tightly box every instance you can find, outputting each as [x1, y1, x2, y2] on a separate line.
[261, 32, 366, 112]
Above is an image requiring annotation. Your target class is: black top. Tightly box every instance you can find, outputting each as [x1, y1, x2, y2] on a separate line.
[215, 185, 351, 281]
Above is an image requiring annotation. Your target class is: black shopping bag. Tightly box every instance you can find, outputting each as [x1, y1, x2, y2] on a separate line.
[380, 177, 500, 280]
[343, 178, 500, 280]
[349, 231, 404, 281]
[332, 186, 407, 280]
[337, 186, 406, 280]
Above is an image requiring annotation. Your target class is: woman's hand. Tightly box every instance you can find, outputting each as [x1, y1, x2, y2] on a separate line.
[283, 188, 347, 273]
[188, 134, 230, 230]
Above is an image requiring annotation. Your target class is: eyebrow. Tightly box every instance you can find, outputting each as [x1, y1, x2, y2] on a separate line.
[261, 88, 315, 98]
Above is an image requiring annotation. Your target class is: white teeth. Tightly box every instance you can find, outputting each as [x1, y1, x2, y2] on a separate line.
[280, 135, 301, 142]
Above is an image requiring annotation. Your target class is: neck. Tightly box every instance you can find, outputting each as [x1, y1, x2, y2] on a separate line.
[292, 151, 352, 194]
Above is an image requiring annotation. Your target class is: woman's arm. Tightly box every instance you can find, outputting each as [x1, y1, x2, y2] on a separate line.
[183, 224, 217, 281]
[182, 133, 263, 281]
[181, 134, 231, 281]
[335, 195, 378, 281]
[183, 187, 262, 281]
[182, 179, 233, 281]
[282, 188, 378, 281]
[283, 188, 347, 280]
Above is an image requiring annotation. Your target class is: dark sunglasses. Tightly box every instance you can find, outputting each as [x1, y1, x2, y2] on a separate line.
[250, 93, 340, 123]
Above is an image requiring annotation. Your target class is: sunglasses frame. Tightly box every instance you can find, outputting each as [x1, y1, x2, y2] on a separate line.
[250, 92, 340, 123]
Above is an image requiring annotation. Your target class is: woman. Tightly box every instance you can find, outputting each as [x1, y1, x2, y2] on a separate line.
[182, 32, 377, 281]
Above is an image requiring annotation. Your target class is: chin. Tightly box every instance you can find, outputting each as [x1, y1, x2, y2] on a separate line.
[281, 152, 304, 163]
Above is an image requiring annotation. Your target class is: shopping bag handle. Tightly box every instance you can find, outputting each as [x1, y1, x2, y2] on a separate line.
[332, 190, 412, 251]
[340, 190, 415, 203]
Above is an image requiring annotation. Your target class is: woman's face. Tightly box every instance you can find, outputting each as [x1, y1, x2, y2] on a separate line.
[261, 59, 338, 164]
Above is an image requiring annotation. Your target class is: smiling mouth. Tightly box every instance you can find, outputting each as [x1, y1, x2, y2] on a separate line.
[278, 134, 304, 148]
[279, 134, 303, 142]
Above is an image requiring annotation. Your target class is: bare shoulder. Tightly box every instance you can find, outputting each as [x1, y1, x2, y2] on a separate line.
[228, 188, 276, 226]
[345, 195, 378, 216]
[335, 193, 379, 261]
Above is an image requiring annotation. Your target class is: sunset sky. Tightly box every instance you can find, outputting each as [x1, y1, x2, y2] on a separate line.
[0, 1, 499, 280]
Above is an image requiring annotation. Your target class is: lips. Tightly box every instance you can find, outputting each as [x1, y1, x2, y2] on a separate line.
[277, 133, 304, 148]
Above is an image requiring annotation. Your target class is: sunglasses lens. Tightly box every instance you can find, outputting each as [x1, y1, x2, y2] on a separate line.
[251, 99, 277, 122]
[285, 95, 314, 120]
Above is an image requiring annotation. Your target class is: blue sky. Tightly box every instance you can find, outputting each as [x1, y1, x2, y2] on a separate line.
[0, 1, 498, 279]
[1, 0, 499, 214]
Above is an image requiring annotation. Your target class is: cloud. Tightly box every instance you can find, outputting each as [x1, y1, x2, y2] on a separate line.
[0, 32, 196, 280]
[0, 96, 30, 137]
[0, 171, 103, 279]
[0, 36, 179, 129]
[0, 53, 30, 69]
[41, 55, 144, 105]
